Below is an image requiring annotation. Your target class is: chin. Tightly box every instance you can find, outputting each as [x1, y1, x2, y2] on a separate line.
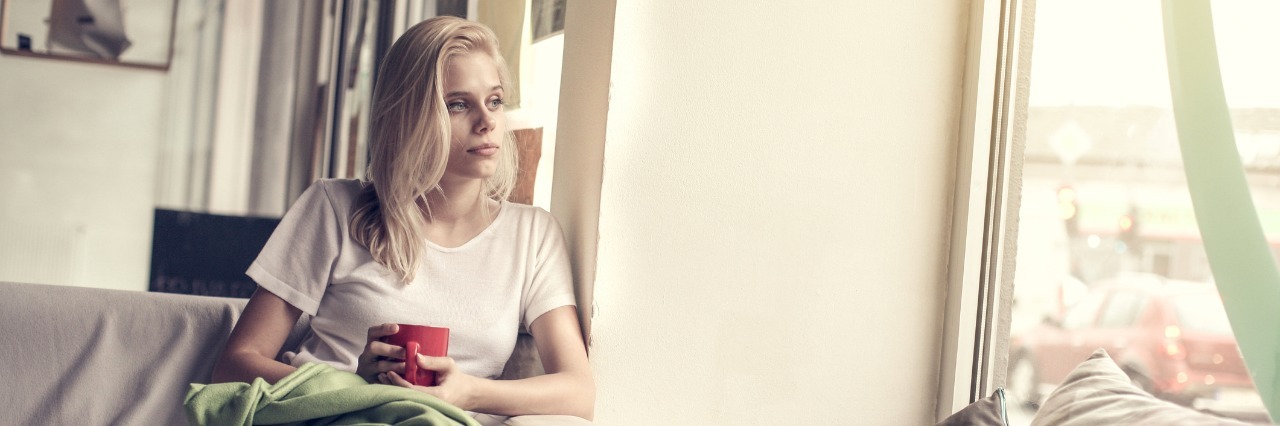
[468, 170, 498, 181]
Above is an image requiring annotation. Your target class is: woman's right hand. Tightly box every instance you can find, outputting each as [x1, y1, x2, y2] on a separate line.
[356, 323, 405, 383]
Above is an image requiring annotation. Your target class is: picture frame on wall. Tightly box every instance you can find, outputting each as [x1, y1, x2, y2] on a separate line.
[0, 0, 179, 71]
[531, 0, 565, 42]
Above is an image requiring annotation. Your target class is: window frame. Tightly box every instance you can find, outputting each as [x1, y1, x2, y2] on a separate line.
[935, 0, 1035, 420]
[943, 1, 1280, 421]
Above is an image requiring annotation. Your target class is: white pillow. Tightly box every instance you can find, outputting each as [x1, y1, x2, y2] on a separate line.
[935, 388, 1009, 426]
[1030, 348, 1256, 426]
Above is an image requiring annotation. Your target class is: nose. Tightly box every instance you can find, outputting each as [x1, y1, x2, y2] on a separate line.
[473, 108, 496, 135]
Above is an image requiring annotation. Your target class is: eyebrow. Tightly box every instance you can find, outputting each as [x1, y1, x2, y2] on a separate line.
[445, 86, 503, 98]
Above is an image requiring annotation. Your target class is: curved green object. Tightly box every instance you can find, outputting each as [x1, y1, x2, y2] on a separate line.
[1162, 0, 1279, 420]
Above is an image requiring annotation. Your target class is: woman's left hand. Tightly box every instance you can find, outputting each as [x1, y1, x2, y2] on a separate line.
[379, 354, 479, 409]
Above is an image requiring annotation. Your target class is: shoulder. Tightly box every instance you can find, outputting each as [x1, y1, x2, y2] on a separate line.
[500, 203, 567, 250]
[502, 202, 559, 229]
[311, 178, 364, 198]
[305, 178, 364, 216]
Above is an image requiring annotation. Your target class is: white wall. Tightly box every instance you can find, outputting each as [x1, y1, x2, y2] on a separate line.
[506, 32, 565, 211]
[581, 1, 969, 423]
[527, 34, 564, 209]
[0, 55, 163, 291]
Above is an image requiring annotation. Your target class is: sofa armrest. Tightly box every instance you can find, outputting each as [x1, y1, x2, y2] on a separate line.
[0, 281, 306, 425]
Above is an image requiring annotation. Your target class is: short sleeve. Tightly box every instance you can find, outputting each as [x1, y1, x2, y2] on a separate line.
[246, 181, 344, 315]
[521, 212, 578, 329]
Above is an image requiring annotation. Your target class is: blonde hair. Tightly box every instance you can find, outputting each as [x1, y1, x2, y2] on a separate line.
[351, 16, 518, 283]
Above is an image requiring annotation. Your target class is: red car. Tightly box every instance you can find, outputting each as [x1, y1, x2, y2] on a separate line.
[1008, 274, 1262, 417]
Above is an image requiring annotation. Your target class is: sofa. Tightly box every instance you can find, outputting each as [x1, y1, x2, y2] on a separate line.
[6, 280, 1270, 425]
[0, 281, 580, 425]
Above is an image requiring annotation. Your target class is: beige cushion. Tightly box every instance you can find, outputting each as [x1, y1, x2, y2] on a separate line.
[935, 388, 1009, 426]
[1031, 348, 1253, 426]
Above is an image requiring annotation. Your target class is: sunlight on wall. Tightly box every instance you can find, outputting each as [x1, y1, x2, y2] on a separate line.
[582, 1, 968, 423]
[0, 56, 163, 291]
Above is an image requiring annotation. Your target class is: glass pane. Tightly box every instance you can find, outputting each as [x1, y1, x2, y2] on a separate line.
[1005, 1, 1271, 424]
[1096, 291, 1144, 328]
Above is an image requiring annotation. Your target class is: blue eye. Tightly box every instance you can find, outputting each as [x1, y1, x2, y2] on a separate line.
[488, 98, 504, 109]
[447, 101, 467, 112]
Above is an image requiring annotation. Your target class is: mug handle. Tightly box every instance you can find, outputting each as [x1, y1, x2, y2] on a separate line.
[404, 341, 420, 386]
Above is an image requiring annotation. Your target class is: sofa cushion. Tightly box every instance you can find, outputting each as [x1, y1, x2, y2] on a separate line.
[0, 281, 307, 425]
[935, 388, 1009, 426]
[1030, 348, 1253, 425]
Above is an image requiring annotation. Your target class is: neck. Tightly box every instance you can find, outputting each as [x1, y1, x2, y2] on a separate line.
[420, 178, 490, 224]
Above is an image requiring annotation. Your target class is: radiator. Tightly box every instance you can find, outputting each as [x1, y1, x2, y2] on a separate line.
[0, 222, 86, 286]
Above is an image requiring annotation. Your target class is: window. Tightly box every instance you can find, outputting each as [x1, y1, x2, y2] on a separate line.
[1000, 1, 1271, 424]
[1096, 290, 1144, 329]
[1060, 290, 1104, 331]
[1173, 295, 1233, 335]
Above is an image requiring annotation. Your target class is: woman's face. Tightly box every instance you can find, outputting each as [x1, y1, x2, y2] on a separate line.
[441, 52, 506, 184]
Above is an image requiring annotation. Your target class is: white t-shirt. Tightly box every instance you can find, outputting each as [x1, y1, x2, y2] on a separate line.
[246, 179, 576, 379]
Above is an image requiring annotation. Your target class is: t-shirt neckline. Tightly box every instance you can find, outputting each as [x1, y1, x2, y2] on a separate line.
[423, 200, 509, 252]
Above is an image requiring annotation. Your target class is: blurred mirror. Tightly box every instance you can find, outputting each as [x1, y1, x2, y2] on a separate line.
[0, 0, 178, 70]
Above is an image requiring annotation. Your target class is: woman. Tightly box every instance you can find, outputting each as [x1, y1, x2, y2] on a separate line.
[210, 16, 595, 421]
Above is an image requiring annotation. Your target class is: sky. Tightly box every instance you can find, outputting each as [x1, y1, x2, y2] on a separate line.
[1029, 0, 1280, 108]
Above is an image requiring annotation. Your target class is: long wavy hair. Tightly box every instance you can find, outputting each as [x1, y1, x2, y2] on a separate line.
[350, 16, 518, 284]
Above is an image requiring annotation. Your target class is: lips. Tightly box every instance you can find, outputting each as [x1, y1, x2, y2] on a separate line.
[466, 143, 499, 156]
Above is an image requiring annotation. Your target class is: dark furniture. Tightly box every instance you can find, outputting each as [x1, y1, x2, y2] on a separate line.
[148, 208, 281, 298]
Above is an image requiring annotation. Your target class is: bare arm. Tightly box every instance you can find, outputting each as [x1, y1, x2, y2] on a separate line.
[383, 306, 595, 419]
[469, 305, 595, 418]
[210, 288, 302, 384]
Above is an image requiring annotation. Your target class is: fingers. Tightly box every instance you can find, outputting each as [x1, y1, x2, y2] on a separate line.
[381, 371, 445, 400]
[364, 340, 405, 360]
[414, 354, 457, 373]
[367, 323, 399, 341]
[358, 324, 400, 366]
[375, 356, 454, 384]
[382, 370, 412, 387]
[375, 359, 406, 374]
[359, 358, 404, 383]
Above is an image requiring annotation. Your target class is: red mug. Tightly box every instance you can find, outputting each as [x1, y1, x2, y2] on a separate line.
[380, 324, 450, 386]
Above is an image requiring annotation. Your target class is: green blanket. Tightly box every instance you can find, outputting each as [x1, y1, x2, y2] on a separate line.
[185, 363, 482, 426]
